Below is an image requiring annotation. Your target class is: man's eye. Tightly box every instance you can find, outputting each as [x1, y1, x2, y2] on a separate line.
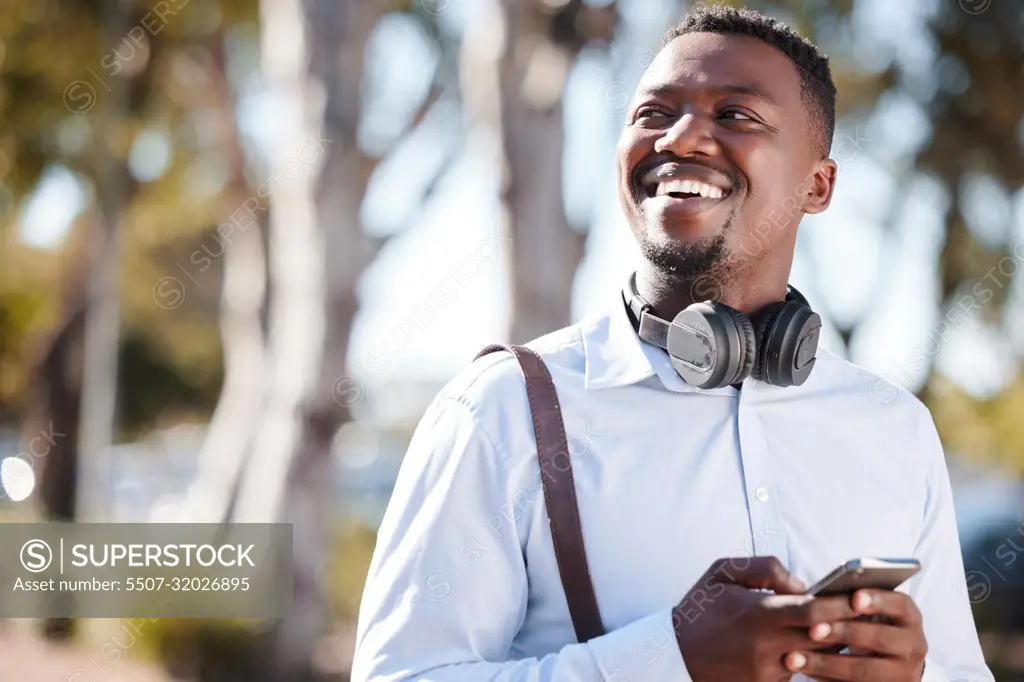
[720, 109, 754, 121]
[635, 107, 669, 121]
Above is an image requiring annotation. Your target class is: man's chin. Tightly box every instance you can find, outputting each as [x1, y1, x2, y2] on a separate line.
[638, 231, 727, 283]
[642, 193, 732, 242]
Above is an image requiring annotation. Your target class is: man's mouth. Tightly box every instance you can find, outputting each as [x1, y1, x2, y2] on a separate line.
[638, 162, 734, 203]
[649, 178, 726, 199]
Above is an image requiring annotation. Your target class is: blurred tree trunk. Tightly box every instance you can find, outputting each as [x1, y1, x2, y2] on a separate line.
[221, 1, 448, 675]
[467, 0, 615, 343]
[178, 30, 269, 525]
[230, 1, 385, 677]
[26, 0, 134, 641]
[76, 0, 135, 524]
[25, 300, 84, 523]
[76, 164, 132, 523]
[23, 287, 86, 642]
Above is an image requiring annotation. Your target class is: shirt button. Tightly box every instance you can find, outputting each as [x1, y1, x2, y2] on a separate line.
[754, 487, 770, 502]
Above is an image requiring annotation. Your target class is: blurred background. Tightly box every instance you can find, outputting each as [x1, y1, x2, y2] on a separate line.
[1, 0, 1023, 679]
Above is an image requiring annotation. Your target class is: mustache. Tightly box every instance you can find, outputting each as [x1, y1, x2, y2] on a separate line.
[634, 153, 742, 191]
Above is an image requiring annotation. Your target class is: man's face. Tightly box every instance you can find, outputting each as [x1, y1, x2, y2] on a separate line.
[617, 32, 834, 282]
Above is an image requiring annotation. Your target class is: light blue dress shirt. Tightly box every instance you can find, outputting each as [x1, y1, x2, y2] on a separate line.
[352, 292, 994, 682]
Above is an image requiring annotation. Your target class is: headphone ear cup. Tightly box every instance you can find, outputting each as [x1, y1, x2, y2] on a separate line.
[751, 302, 787, 382]
[752, 301, 821, 387]
[734, 312, 756, 383]
[666, 302, 755, 389]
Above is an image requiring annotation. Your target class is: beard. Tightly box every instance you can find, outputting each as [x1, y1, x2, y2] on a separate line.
[637, 201, 739, 285]
[639, 231, 728, 281]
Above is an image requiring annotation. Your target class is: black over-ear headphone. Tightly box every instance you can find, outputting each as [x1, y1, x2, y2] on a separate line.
[623, 272, 822, 389]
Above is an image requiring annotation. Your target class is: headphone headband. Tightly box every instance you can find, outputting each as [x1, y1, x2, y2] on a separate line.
[785, 284, 809, 307]
[625, 272, 652, 322]
[624, 272, 810, 318]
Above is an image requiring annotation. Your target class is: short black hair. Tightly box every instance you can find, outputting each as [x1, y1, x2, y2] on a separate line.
[662, 4, 836, 158]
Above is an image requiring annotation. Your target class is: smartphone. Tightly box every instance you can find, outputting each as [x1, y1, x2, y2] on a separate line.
[805, 558, 921, 651]
[805, 557, 921, 597]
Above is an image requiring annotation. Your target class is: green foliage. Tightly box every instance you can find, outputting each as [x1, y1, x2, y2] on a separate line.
[927, 374, 1024, 475]
[0, 0, 258, 433]
[324, 519, 379, 624]
[107, 616, 281, 682]
[0, 236, 78, 416]
[117, 328, 222, 438]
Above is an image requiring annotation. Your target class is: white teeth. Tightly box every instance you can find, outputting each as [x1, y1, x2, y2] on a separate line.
[654, 178, 725, 199]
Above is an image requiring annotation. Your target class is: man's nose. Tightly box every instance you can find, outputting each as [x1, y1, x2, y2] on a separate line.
[653, 112, 717, 157]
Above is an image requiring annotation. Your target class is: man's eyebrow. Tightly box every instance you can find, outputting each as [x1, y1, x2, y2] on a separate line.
[635, 83, 777, 106]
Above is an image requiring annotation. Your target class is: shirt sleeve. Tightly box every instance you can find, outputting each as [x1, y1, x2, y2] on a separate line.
[350, 392, 693, 682]
[909, 409, 994, 682]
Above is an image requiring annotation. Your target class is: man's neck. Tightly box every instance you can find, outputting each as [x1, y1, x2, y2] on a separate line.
[634, 263, 789, 318]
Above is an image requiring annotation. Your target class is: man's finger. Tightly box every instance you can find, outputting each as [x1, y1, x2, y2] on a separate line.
[766, 594, 858, 626]
[808, 620, 914, 656]
[850, 589, 922, 628]
[784, 650, 902, 681]
[704, 556, 807, 594]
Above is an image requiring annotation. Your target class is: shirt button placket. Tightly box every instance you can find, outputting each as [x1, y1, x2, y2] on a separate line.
[736, 386, 789, 565]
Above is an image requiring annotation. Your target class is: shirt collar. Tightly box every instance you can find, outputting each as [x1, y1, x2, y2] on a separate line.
[581, 289, 740, 397]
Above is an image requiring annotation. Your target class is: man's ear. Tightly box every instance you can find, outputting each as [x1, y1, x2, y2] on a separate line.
[802, 158, 838, 215]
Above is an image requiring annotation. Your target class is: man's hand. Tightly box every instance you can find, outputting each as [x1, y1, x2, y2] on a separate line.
[673, 557, 860, 682]
[783, 589, 928, 681]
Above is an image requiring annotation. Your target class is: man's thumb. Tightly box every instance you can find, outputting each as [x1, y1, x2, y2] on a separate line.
[705, 556, 807, 594]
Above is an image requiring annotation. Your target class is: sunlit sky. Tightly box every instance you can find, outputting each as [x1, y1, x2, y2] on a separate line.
[16, 0, 1024, 404]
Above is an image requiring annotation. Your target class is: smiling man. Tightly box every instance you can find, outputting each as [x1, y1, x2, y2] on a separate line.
[351, 6, 994, 682]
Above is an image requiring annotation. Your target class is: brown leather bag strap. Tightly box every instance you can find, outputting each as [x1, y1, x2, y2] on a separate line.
[474, 343, 605, 643]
